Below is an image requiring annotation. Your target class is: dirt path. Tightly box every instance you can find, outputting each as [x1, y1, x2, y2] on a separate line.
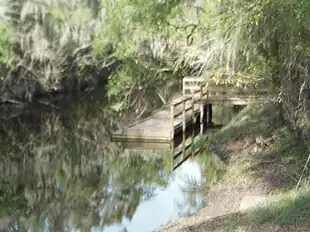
[155, 180, 270, 232]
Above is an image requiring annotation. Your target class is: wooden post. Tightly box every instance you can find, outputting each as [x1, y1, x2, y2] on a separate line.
[221, 88, 226, 125]
[203, 87, 209, 131]
[199, 86, 204, 135]
[170, 104, 175, 139]
[170, 104, 175, 171]
[182, 99, 186, 159]
[191, 92, 195, 155]
[208, 104, 213, 124]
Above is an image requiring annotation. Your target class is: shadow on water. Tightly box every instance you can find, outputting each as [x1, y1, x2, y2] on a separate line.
[0, 89, 224, 232]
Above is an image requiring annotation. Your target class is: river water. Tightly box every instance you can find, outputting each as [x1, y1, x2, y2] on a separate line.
[0, 92, 224, 232]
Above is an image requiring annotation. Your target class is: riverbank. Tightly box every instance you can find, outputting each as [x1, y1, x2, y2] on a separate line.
[156, 103, 310, 232]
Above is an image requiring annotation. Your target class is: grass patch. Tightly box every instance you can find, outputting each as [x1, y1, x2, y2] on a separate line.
[205, 103, 309, 189]
[159, 103, 310, 232]
[213, 103, 284, 142]
[242, 188, 310, 225]
[195, 102, 310, 231]
[182, 183, 310, 232]
[233, 186, 310, 231]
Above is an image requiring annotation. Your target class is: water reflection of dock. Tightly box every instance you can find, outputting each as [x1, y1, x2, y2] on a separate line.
[111, 77, 269, 169]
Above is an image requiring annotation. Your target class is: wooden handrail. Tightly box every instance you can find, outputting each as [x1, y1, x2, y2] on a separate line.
[123, 128, 172, 133]
[171, 95, 192, 107]
[170, 76, 271, 139]
[172, 86, 208, 107]
[183, 76, 207, 95]
[171, 87, 208, 122]
[183, 76, 206, 82]
[170, 82, 207, 134]
[172, 96, 208, 119]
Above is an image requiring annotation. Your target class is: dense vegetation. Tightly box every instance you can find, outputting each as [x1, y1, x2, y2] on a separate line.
[0, 0, 309, 139]
[1, 0, 310, 230]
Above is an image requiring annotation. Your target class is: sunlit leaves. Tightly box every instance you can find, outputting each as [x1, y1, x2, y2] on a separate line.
[0, 23, 15, 79]
[92, 0, 190, 103]
[0, 23, 14, 65]
[2, 0, 105, 89]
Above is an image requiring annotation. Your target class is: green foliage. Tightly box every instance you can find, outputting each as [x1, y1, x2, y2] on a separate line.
[216, 0, 310, 75]
[106, 59, 175, 105]
[0, 183, 26, 217]
[0, 0, 106, 93]
[92, 0, 188, 102]
[94, 0, 185, 56]
[0, 23, 15, 75]
[2, 0, 310, 140]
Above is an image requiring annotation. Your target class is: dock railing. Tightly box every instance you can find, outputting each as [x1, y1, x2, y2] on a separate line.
[182, 76, 206, 96]
[171, 76, 271, 165]
[170, 82, 208, 138]
[170, 78, 209, 165]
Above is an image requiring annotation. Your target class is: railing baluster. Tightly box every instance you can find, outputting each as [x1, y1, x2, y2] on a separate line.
[191, 92, 195, 155]
[171, 104, 175, 170]
[182, 99, 186, 160]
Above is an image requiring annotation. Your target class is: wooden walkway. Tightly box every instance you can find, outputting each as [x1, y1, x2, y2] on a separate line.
[111, 91, 207, 143]
[111, 77, 269, 169]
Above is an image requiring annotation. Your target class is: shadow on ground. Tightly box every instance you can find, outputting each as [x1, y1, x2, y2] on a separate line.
[183, 188, 310, 232]
[211, 102, 309, 191]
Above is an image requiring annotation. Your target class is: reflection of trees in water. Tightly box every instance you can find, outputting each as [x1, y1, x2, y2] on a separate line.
[175, 169, 206, 218]
[0, 98, 172, 232]
[176, 153, 225, 218]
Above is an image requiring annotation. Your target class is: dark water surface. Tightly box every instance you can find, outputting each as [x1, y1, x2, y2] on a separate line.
[0, 92, 222, 232]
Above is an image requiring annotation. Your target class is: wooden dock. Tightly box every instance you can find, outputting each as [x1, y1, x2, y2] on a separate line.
[111, 77, 269, 169]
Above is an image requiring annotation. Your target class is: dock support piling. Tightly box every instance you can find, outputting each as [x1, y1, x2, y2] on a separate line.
[170, 104, 175, 139]
[170, 104, 175, 170]
[207, 104, 213, 125]
[199, 86, 204, 135]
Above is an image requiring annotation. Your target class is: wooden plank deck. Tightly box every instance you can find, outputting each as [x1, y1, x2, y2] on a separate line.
[111, 77, 269, 144]
[111, 94, 206, 142]
[111, 77, 270, 170]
